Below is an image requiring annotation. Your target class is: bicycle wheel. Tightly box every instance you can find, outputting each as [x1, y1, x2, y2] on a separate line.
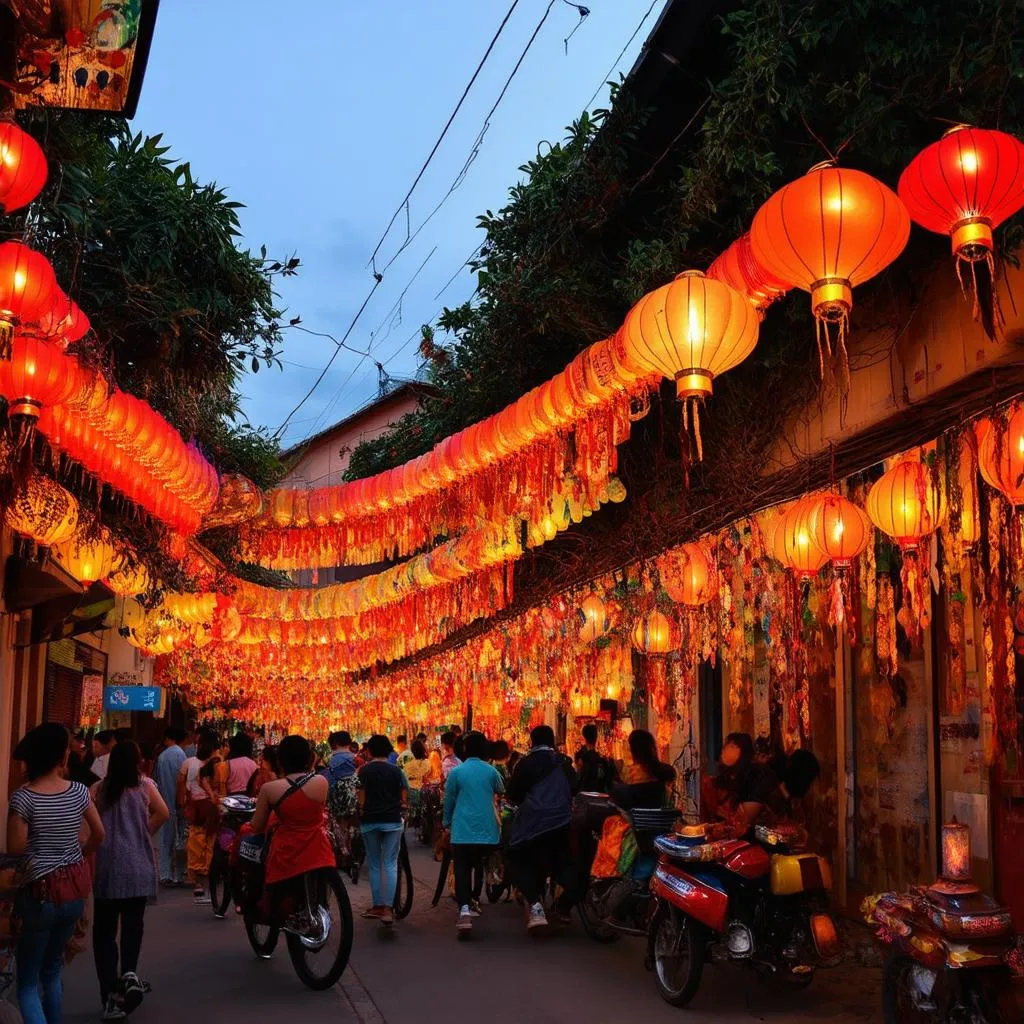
[286, 870, 354, 991]
[393, 836, 414, 920]
[209, 849, 232, 919]
[245, 918, 280, 959]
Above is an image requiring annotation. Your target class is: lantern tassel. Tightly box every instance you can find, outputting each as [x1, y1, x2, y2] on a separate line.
[0, 320, 10, 362]
[955, 249, 1004, 342]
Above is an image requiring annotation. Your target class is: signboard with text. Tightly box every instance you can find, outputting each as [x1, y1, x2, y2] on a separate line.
[103, 685, 161, 713]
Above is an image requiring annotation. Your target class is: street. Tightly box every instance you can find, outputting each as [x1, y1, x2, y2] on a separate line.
[62, 844, 883, 1024]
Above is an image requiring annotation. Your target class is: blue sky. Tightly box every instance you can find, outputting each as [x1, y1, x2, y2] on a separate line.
[133, 1, 666, 449]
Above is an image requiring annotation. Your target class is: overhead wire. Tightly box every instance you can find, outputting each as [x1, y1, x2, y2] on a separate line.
[583, 0, 662, 113]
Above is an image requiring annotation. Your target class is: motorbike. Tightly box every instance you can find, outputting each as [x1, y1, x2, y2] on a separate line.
[863, 885, 1023, 1023]
[220, 795, 354, 991]
[418, 782, 442, 846]
[647, 821, 842, 1007]
[208, 796, 253, 918]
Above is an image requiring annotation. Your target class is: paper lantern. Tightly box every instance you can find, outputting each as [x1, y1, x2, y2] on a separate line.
[769, 497, 829, 578]
[978, 404, 1024, 506]
[0, 336, 80, 427]
[866, 455, 946, 550]
[0, 121, 48, 215]
[751, 164, 910, 380]
[631, 609, 677, 655]
[799, 492, 871, 568]
[899, 126, 1024, 269]
[707, 232, 791, 318]
[119, 597, 145, 634]
[4, 474, 78, 547]
[661, 541, 715, 606]
[35, 290, 90, 349]
[0, 241, 58, 360]
[940, 819, 972, 882]
[578, 593, 610, 643]
[105, 561, 151, 597]
[53, 530, 121, 583]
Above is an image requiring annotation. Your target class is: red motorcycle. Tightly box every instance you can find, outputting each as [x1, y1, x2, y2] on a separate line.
[863, 886, 1022, 1023]
[647, 822, 841, 1007]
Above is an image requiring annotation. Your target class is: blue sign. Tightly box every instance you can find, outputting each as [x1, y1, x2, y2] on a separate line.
[103, 685, 162, 712]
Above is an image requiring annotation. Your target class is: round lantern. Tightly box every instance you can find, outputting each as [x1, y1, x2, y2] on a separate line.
[707, 232, 791, 319]
[662, 541, 715, 606]
[578, 593, 611, 643]
[53, 530, 120, 584]
[119, 597, 145, 635]
[0, 121, 48, 215]
[769, 497, 830, 578]
[751, 163, 910, 379]
[105, 561, 151, 597]
[798, 491, 872, 568]
[631, 609, 677, 655]
[4, 474, 78, 547]
[0, 241, 58, 361]
[36, 290, 90, 349]
[0, 336, 80, 431]
[899, 126, 1024, 268]
[866, 455, 946, 550]
[978, 404, 1024, 505]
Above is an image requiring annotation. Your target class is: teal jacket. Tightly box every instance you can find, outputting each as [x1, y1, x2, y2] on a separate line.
[443, 757, 504, 845]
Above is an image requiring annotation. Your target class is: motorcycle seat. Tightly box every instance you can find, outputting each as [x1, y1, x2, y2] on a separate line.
[629, 807, 681, 833]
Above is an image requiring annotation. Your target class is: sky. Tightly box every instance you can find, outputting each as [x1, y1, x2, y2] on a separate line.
[133, 1, 667, 450]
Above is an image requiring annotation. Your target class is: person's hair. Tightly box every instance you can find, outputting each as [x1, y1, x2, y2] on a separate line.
[628, 728, 676, 784]
[278, 735, 312, 774]
[452, 725, 463, 735]
[415, 732, 427, 742]
[581, 723, 598, 745]
[396, 734, 407, 745]
[114, 727, 133, 744]
[349, 742, 359, 753]
[489, 739, 510, 761]
[530, 725, 555, 748]
[723, 732, 755, 763]
[165, 726, 186, 744]
[411, 739, 427, 760]
[784, 749, 821, 799]
[228, 733, 254, 760]
[328, 731, 350, 749]
[261, 744, 280, 775]
[463, 730, 488, 759]
[196, 735, 218, 761]
[507, 750, 521, 772]
[440, 731, 456, 749]
[15, 723, 70, 781]
[367, 734, 393, 759]
[95, 729, 115, 746]
[100, 740, 142, 808]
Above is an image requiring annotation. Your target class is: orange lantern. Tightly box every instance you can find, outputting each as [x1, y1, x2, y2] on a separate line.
[0, 241, 58, 361]
[53, 529, 121, 583]
[0, 121, 48, 215]
[798, 492, 872, 568]
[707, 232, 791, 318]
[4, 474, 78, 547]
[631, 609, 677, 655]
[661, 541, 715, 606]
[866, 455, 946, 550]
[578, 593, 611, 643]
[750, 163, 910, 381]
[978, 404, 1024, 506]
[769, 497, 829, 578]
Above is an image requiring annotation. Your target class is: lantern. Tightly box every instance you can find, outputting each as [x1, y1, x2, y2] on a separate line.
[631, 609, 677, 655]
[940, 819, 972, 882]
[866, 455, 946, 550]
[4, 474, 78, 547]
[899, 126, 1024, 283]
[661, 542, 715, 606]
[0, 241, 58, 361]
[53, 530, 120, 583]
[36, 290, 90, 349]
[578, 593, 610, 643]
[0, 121, 48, 215]
[707, 232, 791, 319]
[751, 163, 910, 382]
[978, 404, 1024, 506]
[0, 336, 80, 435]
[769, 497, 829, 578]
[119, 597, 145, 635]
[105, 561, 151, 597]
[799, 492, 871, 568]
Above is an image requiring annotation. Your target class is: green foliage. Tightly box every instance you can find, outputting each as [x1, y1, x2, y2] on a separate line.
[347, 0, 1023, 481]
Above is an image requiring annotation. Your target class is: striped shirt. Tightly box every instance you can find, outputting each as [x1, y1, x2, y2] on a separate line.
[9, 782, 89, 881]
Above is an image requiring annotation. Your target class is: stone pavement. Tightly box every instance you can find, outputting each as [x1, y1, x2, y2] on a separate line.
[61, 843, 884, 1024]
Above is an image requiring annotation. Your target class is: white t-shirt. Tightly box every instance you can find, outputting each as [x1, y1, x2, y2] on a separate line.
[182, 756, 208, 800]
[92, 753, 110, 780]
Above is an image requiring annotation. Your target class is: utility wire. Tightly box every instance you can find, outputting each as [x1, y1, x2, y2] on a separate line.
[583, 0, 661, 113]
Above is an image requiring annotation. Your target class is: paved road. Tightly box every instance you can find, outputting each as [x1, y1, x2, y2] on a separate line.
[62, 844, 884, 1024]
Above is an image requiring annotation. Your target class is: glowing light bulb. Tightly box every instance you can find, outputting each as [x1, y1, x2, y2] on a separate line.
[961, 151, 978, 173]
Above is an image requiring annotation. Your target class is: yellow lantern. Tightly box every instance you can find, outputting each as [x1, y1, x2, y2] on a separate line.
[661, 542, 715, 606]
[119, 597, 145, 634]
[866, 455, 945, 550]
[4, 474, 79, 547]
[53, 529, 120, 583]
[797, 492, 871, 568]
[769, 497, 829, 578]
[631, 609, 677, 655]
[578, 593, 611, 643]
[106, 561, 151, 597]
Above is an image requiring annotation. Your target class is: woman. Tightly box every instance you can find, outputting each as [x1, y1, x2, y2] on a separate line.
[402, 739, 431, 803]
[91, 742, 169, 1020]
[177, 733, 218, 906]
[250, 744, 280, 796]
[214, 733, 259, 797]
[250, 735, 334, 920]
[612, 729, 676, 809]
[357, 735, 408, 925]
[702, 732, 755, 822]
[8, 723, 105, 1024]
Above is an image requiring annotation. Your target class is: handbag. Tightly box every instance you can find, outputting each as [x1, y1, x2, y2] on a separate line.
[29, 859, 91, 906]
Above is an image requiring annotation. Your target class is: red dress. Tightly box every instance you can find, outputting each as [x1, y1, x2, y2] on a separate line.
[264, 789, 335, 885]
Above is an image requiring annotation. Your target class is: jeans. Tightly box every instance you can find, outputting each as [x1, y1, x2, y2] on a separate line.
[508, 827, 577, 911]
[361, 824, 402, 908]
[452, 844, 492, 908]
[92, 897, 147, 1002]
[157, 811, 182, 882]
[15, 893, 85, 1024]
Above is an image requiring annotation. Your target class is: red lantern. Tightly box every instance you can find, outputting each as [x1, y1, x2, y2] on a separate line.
[0, 121, 48, 215]
[978, 404, 1024, 506]
[36, 290, 90, 349]
[797, 491, 872, 568]
[0, 336, 80, 436]
[707, 232, 791, 319]
[0, 241, 58, 361]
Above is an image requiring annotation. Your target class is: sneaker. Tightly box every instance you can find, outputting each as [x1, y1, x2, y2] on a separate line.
[379, 908, 394, 926]
[361, 906, 383, 919]
[101, 996, 126, 1021]
[468, 900, 482, 918]
[456, 906, 473, 934]
[526, 902, 549, 933]
[193, 893, 211, 907]
[120, 972, 144, 1014]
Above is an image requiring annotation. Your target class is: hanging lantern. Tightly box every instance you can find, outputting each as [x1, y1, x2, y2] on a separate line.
[621, 269, 759, 458]
[978, 404, 1024, 506]
[631, 609, 678, 655]
[0, 121, 48, 215]
[0, 241, 58, 361]
[119, 597, 145, 635]
[105, 561, 151, 597]
[751, 163, 910, 384]
[578, 593, 611, 643]
[799, 491, 871, 568]
[4, 474, 79, 547]
[866, 455, 946, 550]
[0, 336, 81, 439]
[940, 819, 972, 883]
[899, 126, 1024, 335]
[661, 541, 715, 606]
[707, 232, 791, 319]
[769, 497, 830, 579]
[52, 529, 121, 584]
[36, 290, 90, 349]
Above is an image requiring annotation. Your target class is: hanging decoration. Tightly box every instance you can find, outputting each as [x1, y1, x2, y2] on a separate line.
[899, 125, 1024, 335]
[52, 528, 121, 584]
[0, 121, 48, 215]
[0, 335, 82, 442]
[0, 240, 58, 361]
[578, 592, 612, 643]
[34, 289, 90, 350]
[768, 497, 830, 579]
[707, 232, 791, 319]
[977, 403, 1024, 506]
[751, 163, 910, 387]
[658, 541, 715, 606]
[866, 453, 946, 550]
[3, 473, 79, 548]
[104, 561, 152, 598]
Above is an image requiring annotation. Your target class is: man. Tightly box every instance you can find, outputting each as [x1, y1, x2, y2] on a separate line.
[440, 732, 462, 782]
[156, 726, 188, 886]
[443, 731, 504, 936]
[506, 725, 577, 933]
[395, 735, 413, 768]
[91, 729, 116, 780]
[452, 724, 465, 761]
[326, 731, 357, 782]
[182, 724, 200, 758]
[574, 723, 613, 792]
